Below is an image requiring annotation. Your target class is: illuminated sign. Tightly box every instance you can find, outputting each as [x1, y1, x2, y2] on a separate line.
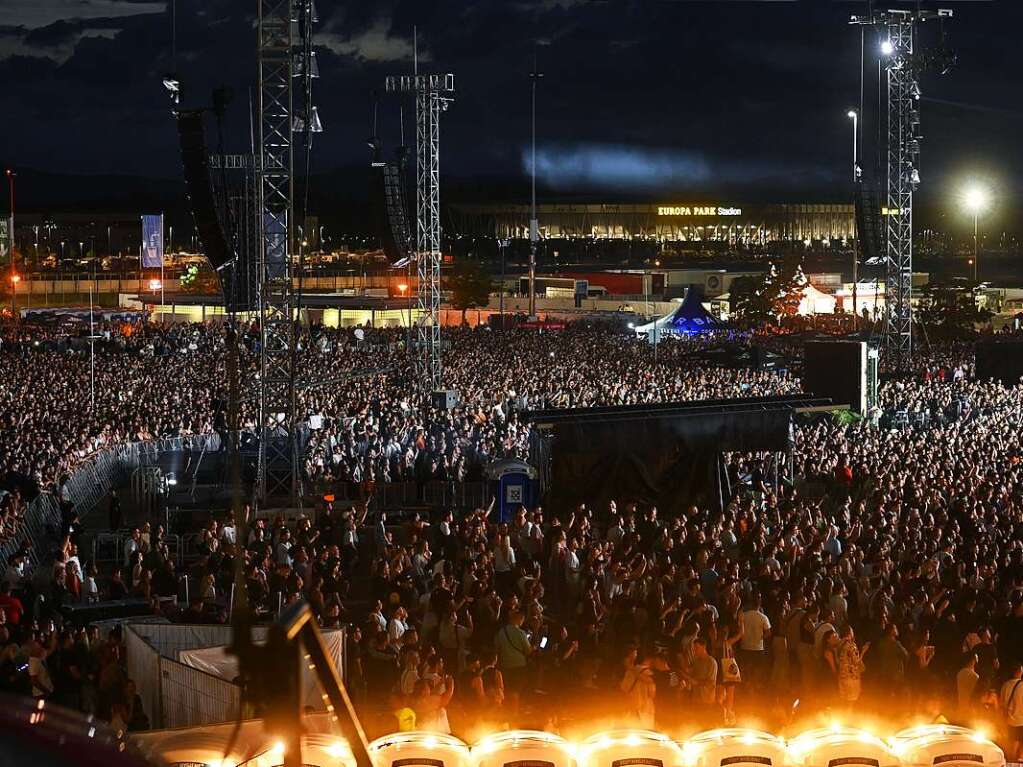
[657, 206, 742, 216]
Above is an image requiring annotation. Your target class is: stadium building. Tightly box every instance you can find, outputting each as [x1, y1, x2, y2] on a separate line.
[450, 202, 855, 244]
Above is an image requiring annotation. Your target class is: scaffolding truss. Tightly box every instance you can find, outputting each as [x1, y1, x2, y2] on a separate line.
[885, 14, 916, 360]
[851, 8, 952, 364]
[256, 0, 316, 503]
[385, 73, 455, 388]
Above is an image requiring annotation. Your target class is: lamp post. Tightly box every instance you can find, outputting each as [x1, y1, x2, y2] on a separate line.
[9, 274, 19, 321]
[5, 170, 14, 314]
[963, 186, 989, 283]
[847, 109, 859, 328]
[528, 45, 543, 319]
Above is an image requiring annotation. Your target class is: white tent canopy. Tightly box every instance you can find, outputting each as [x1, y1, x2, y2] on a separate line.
[178, 629, 345, 709]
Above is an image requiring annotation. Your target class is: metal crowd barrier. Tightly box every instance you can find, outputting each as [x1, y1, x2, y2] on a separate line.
[1, 434, 221, 570]
[318, 479, 491, 512]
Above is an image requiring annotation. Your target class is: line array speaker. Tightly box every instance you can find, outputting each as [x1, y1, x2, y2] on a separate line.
[855, 184, 883, 266]
[177, 110, 232, 270]
[371, 156, 412, 264]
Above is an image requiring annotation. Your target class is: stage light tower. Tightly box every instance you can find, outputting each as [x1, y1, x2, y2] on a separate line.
[850, 7, 953, 364]
[384, 70, 455, 388]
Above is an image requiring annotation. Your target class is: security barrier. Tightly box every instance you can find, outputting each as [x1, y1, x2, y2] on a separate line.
[1, 433, 221, 569]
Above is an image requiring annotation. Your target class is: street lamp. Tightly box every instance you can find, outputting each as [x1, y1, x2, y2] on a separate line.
[847, 109, 860, 326]
[846, 110, 859, 182]
[962, 185, 990, 282]
[9, 273, 19, 320]
[5, 170, 14, 303]
[880, 39, 894, 56]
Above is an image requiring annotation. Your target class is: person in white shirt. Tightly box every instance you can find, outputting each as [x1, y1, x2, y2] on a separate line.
[275, 529, 293, 566]
[220, 517, 237, 546]
[388, 607, 409, 649]
[956, 653, 980, 717]
[123, 528, 141, 568]
[739, 595, 771, 689]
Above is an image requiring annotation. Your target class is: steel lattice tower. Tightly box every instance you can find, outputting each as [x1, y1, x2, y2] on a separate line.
[385, 73, 455, 389]
[851, 8, 952, 364]
[256, 0, 317, 503]
[884, 14, 917, 361]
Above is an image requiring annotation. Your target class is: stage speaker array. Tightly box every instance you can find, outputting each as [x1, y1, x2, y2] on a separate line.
[176, 110, 255, 311]
[976, 340, 1023, 385]
[177, 110, 232, 270]
[372, 159, 412, 264]
[802, 341, 873, 415]
[855, 184, 884, 266]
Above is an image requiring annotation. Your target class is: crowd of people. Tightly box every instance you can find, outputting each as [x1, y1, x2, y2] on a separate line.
[2, 318, 1023, 758]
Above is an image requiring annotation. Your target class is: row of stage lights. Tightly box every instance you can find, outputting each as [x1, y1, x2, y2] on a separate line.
[364, 724, 1004, 767]
[152, 722, 1005, 767]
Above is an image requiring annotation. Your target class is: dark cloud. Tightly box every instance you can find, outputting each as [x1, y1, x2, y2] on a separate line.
[0, 0, 1019, 208]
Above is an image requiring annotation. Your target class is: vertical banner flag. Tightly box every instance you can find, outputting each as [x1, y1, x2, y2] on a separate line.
[141, 214, 164, 268]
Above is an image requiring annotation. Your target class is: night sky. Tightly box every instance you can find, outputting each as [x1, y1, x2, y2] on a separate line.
[1, 0, 1020, 218]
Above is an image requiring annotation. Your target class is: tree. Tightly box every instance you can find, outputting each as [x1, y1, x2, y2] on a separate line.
[770, 259, 806, 319]
[447, 259, 492, 324]
[729, 274, 772, 328]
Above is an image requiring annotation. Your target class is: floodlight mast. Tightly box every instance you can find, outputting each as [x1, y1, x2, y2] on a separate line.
[850, 8, 952, 366]
[384, 72, 455, 390]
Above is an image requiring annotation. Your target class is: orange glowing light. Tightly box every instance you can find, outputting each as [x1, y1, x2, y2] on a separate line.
[9, 274, 20, 284]
[397, 283, 408, 294]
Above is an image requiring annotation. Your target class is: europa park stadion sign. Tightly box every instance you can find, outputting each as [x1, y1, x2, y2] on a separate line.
[657, 205, 742, 217]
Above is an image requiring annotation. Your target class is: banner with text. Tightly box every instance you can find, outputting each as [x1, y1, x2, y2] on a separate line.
[141, 214, 164, 268]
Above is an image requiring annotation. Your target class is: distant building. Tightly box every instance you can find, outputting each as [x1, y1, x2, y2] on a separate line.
[450, 202, 855, 245]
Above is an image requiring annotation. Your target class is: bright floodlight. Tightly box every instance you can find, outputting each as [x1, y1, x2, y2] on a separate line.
[880, 40, 894, 56]
[963, 185, 990, 214]
[847, 109, 857, 119]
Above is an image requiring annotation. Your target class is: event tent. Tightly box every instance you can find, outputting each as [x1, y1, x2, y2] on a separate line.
[634, 287, 723, 337]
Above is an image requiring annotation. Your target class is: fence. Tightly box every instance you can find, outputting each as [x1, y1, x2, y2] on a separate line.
[125, 622, 345, 729]
[324, 479, 491, 512]
[1, 434, 222, 571]
[126, 624, 242, 729]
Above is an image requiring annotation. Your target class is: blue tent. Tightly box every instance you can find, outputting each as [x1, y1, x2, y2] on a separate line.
[635, 287, 723, 337]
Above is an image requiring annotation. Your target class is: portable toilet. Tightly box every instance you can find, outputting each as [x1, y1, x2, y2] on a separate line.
[890, 725, 1004, 767]
[472, 730, 577, 767]
[485, 458, 538, 523]
[683, 728, 788, 767]
[787, 727, 898, 767]
[582, 729, 683, 767]
[369, 732, 471, 767]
